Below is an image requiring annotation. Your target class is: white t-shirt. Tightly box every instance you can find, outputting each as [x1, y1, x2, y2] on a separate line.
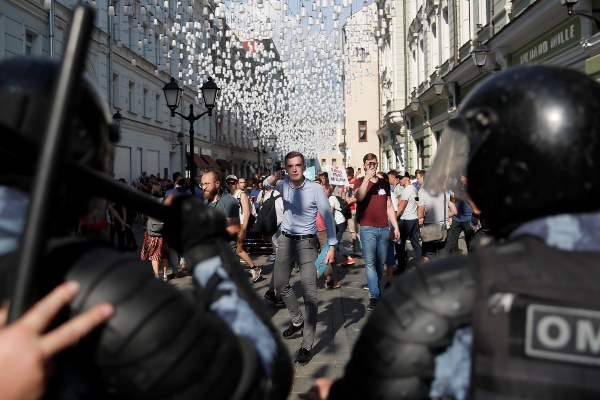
[390, 185, 398, 212]
[329, 195, 347, 225]
[418, 188, 451, 228]
[399, 184, 419, 220]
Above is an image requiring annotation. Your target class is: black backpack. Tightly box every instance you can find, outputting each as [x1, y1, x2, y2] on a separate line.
[255, 193, 281, 235]
[335, 196, 352, 220]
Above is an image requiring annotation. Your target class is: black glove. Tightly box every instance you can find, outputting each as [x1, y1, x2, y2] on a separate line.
[162, 195, 230, 257]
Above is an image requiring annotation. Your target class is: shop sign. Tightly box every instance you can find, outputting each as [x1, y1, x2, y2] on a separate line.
[510, 18, 581, 66]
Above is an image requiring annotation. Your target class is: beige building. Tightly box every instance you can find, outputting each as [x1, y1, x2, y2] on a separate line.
[318, 3, 383, 176]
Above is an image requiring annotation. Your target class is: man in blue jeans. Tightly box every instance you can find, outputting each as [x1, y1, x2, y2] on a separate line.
[446, 173, 475, 254]
[395, 170, 422, 271]
[354, 153, 400, 311]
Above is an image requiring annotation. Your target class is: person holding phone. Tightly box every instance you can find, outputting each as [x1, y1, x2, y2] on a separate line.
[354, 154, 399, 311]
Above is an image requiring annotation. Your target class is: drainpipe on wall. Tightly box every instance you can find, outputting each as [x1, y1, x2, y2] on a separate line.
[488, 0, 495, 39]
[108, 14, 113, 112]
[454, 0, 460, 65]
[44, 0, 54, 58]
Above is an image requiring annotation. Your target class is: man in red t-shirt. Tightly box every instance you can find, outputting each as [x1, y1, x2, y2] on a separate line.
[345, 166, 362, 254]
[355, 154, 400, 311]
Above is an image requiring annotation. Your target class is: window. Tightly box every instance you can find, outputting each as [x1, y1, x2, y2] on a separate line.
[25, 33, 33, 55]
[415, 138, 424, 170]
[143, 88, 149, 117]
[321, 158, 326, 165]
[332, 158, 337, 167]
[128, 81, 135, 113]
[112, 74, 119, 108]
[128, 15, 135, 48]
[358, 120, 367, 142]
[155, 94, 161, 122]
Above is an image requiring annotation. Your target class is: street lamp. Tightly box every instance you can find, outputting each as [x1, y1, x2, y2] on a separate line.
[163, 76, 220, 194]
[338, 128, 347, 168]
[172, 132, 185, 149]
[410, 89, 424, 115]
[267, 135, 278, 172]
[432, 75, 445, 96]
[112, 110, 123, 126]
[560, 0, 600, 28]
[268, 134, 277, 149]
[252, 136, 262, 174]
[432, 74, 455, 109]
[471, 41, 490, 73]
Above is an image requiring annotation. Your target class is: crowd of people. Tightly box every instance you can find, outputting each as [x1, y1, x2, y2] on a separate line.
[118, 154, 481, 342]
[6, 46, 600, 400]
[70, 146, 484, 373]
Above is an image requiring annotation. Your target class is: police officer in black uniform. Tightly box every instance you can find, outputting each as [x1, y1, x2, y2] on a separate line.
[0, 8, 292, 399]
[300, 65, 600, 400]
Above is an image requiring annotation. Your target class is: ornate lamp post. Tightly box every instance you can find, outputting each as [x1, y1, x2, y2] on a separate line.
[338, 128, 347, 168]
[268, 134, 278, 172]
[163, 77, 220, 194]
[112, 110, 123, 127]
[251, 136, 261, 174]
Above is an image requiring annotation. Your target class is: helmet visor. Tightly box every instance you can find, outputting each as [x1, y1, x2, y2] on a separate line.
[423, 118, 470, 195]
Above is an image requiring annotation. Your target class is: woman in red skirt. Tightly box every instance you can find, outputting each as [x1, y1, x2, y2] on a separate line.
[141, 183, 170, 280]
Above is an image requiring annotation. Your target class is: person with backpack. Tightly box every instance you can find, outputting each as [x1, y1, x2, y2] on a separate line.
[255, 185, 283, 261]
[260, 187, 286, 308]
[226, 175, 262, 282]
[141, 183, 170, 280]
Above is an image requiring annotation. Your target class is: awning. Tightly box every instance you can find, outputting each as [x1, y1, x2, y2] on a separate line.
[216, 158, 231, 171]
[187, 152, 210, 170]
[202, 154, 221, 170]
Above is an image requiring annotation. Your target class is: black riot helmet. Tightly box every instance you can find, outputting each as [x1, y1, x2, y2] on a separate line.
[0, 57, 117, 221]
[426, 66, 600, 237]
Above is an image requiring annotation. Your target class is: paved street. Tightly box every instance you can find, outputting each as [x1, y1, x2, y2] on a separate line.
[132, 224, 465, 399]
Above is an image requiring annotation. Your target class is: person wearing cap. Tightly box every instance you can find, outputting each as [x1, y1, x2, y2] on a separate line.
[225, 174, 262, 282]
[394, 170, 422, 273]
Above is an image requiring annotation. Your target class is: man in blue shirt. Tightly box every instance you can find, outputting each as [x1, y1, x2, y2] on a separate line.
[249, 177, 262, 210]
[446, 173, 475, 254]
[264, 151, 337, 366]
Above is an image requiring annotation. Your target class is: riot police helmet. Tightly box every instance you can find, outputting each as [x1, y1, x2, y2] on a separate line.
[425, 66, 600, 237]
[0, 57, 118, 225]
[0, 57, 116, 189]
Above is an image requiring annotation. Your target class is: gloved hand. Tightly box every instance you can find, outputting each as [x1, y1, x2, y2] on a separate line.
[162, 195, 230, 258]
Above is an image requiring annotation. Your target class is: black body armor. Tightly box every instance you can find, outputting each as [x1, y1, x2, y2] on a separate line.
[328, 235, 600, 399]
[471, 235, 600, 399]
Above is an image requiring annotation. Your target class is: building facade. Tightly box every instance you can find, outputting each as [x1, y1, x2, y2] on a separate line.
[0, 0, 284, 184]
[402, 0, 600, 174]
